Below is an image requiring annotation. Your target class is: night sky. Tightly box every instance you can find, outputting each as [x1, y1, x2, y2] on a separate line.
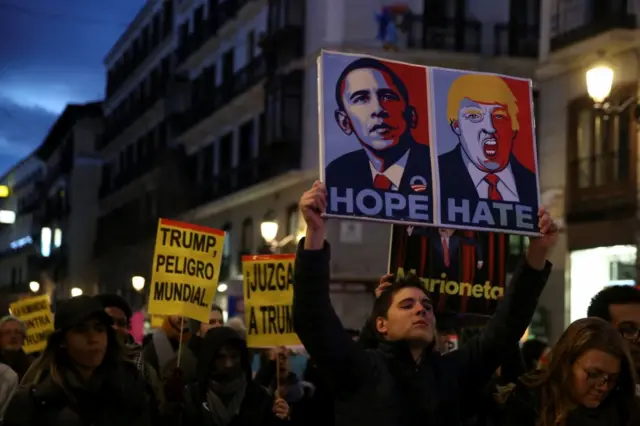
[0, 0, 144, 175]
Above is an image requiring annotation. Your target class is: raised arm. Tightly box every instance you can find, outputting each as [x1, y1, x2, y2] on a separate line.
[450, 207, 556, 391]
[293, 181, 371, 392]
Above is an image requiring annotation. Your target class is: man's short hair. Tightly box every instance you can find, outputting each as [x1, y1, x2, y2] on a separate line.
[371, 272, 429, 321]
[211, 304, 223, 315]
[587, 285, 640, 321]
[334, 57, 410, 112]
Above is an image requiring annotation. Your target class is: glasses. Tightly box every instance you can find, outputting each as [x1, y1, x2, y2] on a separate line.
[617, 323, 640, 341]
[583, 369, 618, 388]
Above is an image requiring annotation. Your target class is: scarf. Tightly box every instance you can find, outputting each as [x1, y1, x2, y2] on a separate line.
[205, 376, 247, 426]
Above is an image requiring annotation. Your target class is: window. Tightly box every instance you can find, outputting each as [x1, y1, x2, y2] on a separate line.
[568, 89, 634, 191]
[201, 143, 214, 179]
[219, 132, 234, 172]
[222, 49, 235, 84]
[286, 204, 298, 237]
[239, 120, 254, 161]
[241, 218, 254, 252]
[222, 222, 232, 257]
[246, 30, 255, 62]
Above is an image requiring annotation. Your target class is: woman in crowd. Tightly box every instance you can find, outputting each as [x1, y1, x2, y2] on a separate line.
[178, 326, 289, 426]
[496, 317, 640, 426]
[3, 295, 151, 426]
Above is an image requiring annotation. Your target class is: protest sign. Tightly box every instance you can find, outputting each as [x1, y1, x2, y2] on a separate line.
[388, 224, 509, 316]
[319, 50, 433, 226]
[148, 219, 225, 323]
[9, 295, 54, 353]
[430, 67, 540, 235]
[242, 254, 300, 348]
[318, 50, 540, 236]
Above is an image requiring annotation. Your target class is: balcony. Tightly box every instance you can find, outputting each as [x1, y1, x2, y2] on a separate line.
[191, 140, 301, 207]
[567, 152, 636, 221]
[493, 24, 539, 57]
[260, 0, 305, 72]
[404, 16, 482, 53]
[176, 0, 255, 66]
[175, 55, 266, 138]
[98, 87, 166, 151]
[550, 0, 636, 52]
[106, 2, 174, 98]
[98, 152, 159, 200]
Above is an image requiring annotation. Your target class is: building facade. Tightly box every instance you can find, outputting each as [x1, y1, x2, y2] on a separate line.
[0, 155, 45, 311]
[536, 0, 640, 341]
[91, 0, 547, 329]
[95, 0, 184, 310]
[165, 0, 541, 328]
[33, 102, 104, 301]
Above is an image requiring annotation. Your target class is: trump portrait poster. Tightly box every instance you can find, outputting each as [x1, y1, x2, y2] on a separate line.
[389, 225, 509, 316]
[318, 50, 540, 236]
[319, 50, 434, 227]
[429, 68, 540, 235]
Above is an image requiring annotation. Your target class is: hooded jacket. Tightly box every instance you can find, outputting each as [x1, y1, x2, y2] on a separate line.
[179, 327, 284, 426]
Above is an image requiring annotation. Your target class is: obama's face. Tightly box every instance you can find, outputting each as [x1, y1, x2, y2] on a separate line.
[336, 67, 416, 151]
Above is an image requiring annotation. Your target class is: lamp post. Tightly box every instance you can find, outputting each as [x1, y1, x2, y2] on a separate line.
[586, 64, 614, 105]
[131, 276, 145, 292]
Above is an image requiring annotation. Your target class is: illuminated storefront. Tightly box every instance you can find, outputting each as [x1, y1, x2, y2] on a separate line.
[570, 245, 636, 322]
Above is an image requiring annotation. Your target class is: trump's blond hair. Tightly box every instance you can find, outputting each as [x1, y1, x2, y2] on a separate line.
[446, 74, 519, 131]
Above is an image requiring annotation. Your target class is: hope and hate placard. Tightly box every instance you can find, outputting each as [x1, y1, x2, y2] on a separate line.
[148, 219, 225, 323]
[319, 51, 541, 235]
[243, 254, 300, 348]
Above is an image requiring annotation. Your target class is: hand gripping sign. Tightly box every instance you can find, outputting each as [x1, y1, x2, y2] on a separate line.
[243, 254, 301, 348]
[148, 219, 225, 323]
[9, 295, 55, 354]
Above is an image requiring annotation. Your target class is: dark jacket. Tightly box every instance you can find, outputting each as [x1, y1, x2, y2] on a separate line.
[496, 379, 634, 426]
[3, 362, 151, 426]
[292, 239, 551, 426]
[178, 327, 284, 426]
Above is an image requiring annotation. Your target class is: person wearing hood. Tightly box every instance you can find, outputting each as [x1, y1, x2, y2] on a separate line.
[3, 295, 151, 426]
[294, 182, 556, 426]
[177, 326, 290, 426]
[0, 315, 33, 380]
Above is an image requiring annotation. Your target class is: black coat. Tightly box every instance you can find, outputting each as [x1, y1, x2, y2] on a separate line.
[292, 239, 550, 426]
[495, 380, 635, 426]
[3, 362, 151, 426]
[177, 327, 284, 426]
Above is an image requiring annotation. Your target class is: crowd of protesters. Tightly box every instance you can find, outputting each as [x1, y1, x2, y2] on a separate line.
[0, 182, 638, 425]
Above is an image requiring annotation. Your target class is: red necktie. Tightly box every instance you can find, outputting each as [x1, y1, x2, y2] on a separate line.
[442, 238, 450, 267]
[484, 174, 503, 200]
[373, 174, 393, 190]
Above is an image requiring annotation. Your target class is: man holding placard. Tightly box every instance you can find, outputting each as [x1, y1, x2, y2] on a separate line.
[293, 181, 557, 426]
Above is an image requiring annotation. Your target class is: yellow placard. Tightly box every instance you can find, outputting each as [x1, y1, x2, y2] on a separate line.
[243, 254, 300, 348]
[148, 218, 225, 323]
[9, 295, 54, 354]
[150, 314, 165, 328]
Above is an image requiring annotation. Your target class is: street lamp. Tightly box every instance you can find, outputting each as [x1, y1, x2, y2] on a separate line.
[70, 287, 83, 297]
[260, 219, 279, 244]
[586, 64, 614, 104]
[131, 276, 145, 292]
[0, 210, 15, 224]
[29, 281, 40, 293]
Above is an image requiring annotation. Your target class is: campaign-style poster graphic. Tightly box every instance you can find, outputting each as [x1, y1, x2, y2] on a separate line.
[319, 50, 434, 227]
[388, 225, 509, 316]
[430, 68, 540, 235]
